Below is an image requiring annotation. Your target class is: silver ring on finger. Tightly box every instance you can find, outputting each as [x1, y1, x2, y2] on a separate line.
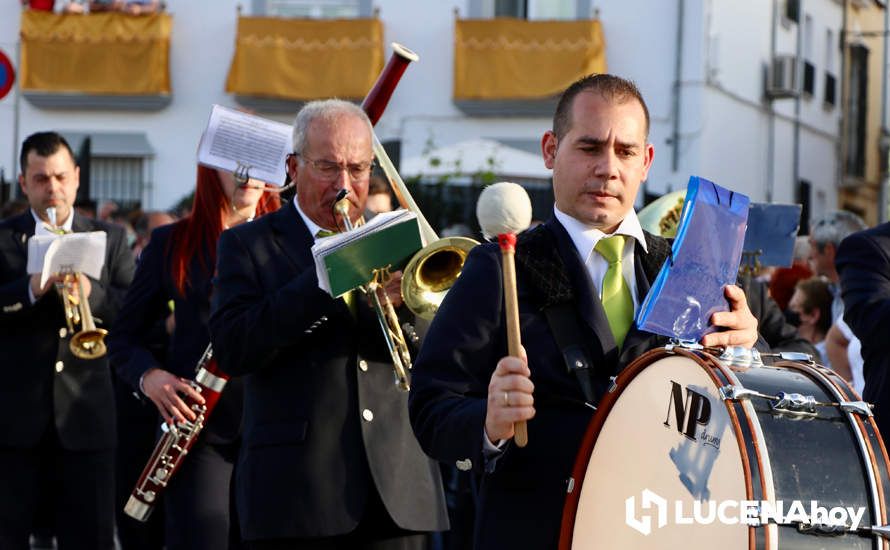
[503, 391, 510, 407]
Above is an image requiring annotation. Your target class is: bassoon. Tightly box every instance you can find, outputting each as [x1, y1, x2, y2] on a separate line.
[123, 42, 420, 522]
[124, 345, 227, 521]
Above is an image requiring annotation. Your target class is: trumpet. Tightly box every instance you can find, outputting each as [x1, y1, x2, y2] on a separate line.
[334, 194, 411, 392]
[45, 207, 108, 359]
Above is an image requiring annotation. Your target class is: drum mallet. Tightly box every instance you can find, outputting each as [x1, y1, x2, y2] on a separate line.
[477, 182, 533, 447]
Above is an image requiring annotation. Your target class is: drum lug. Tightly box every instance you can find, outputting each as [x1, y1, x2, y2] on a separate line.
[796, 522, 849, 536]
[718, 346, 763, 368]
[665, 340, 703, 352]
[719, 384, 759, 401]
[861, 525, 890, 539]
[771, 392, 817, 415]
[839, 400, 874, 417]
[766, 351, 814, 363]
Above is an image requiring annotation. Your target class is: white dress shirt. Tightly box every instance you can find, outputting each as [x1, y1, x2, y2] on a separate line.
[552, 205, 648, 312]
[293, 197, 325, 242]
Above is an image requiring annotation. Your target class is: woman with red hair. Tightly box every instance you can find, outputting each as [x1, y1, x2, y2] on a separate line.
[108, 166, 279, 549]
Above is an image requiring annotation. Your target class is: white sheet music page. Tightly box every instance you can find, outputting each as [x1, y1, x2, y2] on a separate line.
[27, 232, 107, 287]
[197, 104, 291, 186]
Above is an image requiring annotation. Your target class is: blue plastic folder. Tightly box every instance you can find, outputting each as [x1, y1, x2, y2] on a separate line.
[636, 176, 750, 341]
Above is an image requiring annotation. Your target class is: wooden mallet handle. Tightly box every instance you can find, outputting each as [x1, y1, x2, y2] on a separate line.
[498, 233, 527, 447]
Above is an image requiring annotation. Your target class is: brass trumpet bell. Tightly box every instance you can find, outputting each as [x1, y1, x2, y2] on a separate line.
[70, 328, 109, 360]
[402, 237, 477, 321]
[637, 189, 687, 237]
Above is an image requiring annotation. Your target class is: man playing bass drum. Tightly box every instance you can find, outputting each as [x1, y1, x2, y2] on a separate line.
[108, 164, 279, 550]
[408, 74, 761, 549]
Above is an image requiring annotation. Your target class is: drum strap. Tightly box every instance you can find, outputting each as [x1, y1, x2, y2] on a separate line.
[544, 303, 596, 404]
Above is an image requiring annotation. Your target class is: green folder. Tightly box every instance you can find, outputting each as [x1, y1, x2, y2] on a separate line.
[322, 216, 422, 297]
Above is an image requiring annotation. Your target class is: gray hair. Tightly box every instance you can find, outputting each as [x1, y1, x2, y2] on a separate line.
[291, 99, 372, 155]
[810, 210, 867, 250]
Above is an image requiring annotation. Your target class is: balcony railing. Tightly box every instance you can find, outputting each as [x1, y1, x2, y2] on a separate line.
[20, 10, 172, 110]
[453, 17, 606, 116]
[225, 16, 383, 111]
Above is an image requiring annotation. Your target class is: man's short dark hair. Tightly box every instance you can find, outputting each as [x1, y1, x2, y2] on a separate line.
[552, 73, 650, 140]
[19, 132, 76, 174]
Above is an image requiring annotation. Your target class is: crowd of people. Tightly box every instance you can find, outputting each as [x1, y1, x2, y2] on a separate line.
[22, 0, 162, 15]
[0, 73, 888, 549]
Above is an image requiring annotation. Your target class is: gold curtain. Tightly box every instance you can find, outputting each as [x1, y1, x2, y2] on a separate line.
[225, 17, 383, 101]
[20, 11, 171, 95]
[454, 18, 606, 100]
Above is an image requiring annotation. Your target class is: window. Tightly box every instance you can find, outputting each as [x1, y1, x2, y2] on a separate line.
[256, 0, 370, 18]
[786, 0, 800, 24]
[483, 0, 578, 19]
[824, 71, 837, 107]
[803, 61, 815, 96]
[846, 44, 869, 178]
[89, 157, 150, 209]
[798, 180, 811, 235]
[62, 132, 155, 210]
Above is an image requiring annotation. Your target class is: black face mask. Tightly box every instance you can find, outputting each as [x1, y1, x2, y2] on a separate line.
[784, 309, 801, 328]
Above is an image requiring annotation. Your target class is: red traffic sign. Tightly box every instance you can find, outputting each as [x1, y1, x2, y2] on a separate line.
[0, 49, 15, 101]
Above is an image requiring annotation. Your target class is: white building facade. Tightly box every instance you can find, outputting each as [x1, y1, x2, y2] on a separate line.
[0, 0, 858, 218]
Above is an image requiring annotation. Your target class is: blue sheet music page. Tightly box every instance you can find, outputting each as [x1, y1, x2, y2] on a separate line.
[742, 203, 802, 267]
[636, 176, 750, 341]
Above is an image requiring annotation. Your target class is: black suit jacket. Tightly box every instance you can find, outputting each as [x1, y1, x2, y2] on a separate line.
[209, 202, 448, 541]
[409, 218, 673, 548]
[107, 222, 242, 443]
[0, 211, 134, 450]
[837, 222, 890, 437]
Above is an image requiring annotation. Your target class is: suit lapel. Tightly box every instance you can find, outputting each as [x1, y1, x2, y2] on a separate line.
[517, 220, 675, 378]
[269, 201, 314, 271]
[71, 212, 93, 233]
[621, 231, 672, 364]
[10, 212, 36, 257]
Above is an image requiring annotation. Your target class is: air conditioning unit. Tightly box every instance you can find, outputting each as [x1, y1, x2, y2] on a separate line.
[767, 54, 799, 99]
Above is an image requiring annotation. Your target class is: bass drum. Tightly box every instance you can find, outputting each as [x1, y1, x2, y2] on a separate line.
[559, 347, 890, 550]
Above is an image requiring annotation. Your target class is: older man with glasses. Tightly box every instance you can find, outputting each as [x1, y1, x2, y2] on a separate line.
[209, 99, 448, 550]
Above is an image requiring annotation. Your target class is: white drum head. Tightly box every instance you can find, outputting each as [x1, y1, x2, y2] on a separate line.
[571, 355, 749, 549]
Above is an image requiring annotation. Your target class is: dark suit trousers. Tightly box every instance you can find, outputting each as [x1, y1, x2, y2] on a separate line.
[245, 484, 427, 550]
[0, 424, 114, 550]
[164, 438, 241, 550]
[115, 381, 165, 550]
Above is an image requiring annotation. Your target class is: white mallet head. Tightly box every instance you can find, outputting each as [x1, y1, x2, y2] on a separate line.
[476, 181, 533, 239]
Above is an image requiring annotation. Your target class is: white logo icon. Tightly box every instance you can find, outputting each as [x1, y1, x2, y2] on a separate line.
[625, 489, 668, 535]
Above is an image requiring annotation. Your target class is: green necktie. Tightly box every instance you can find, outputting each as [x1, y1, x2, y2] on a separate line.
[594, 235, 634, 348]
[315, 229, 356, 316]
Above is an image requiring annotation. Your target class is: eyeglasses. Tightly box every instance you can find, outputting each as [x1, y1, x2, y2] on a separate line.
[294, 154, 375, 182]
